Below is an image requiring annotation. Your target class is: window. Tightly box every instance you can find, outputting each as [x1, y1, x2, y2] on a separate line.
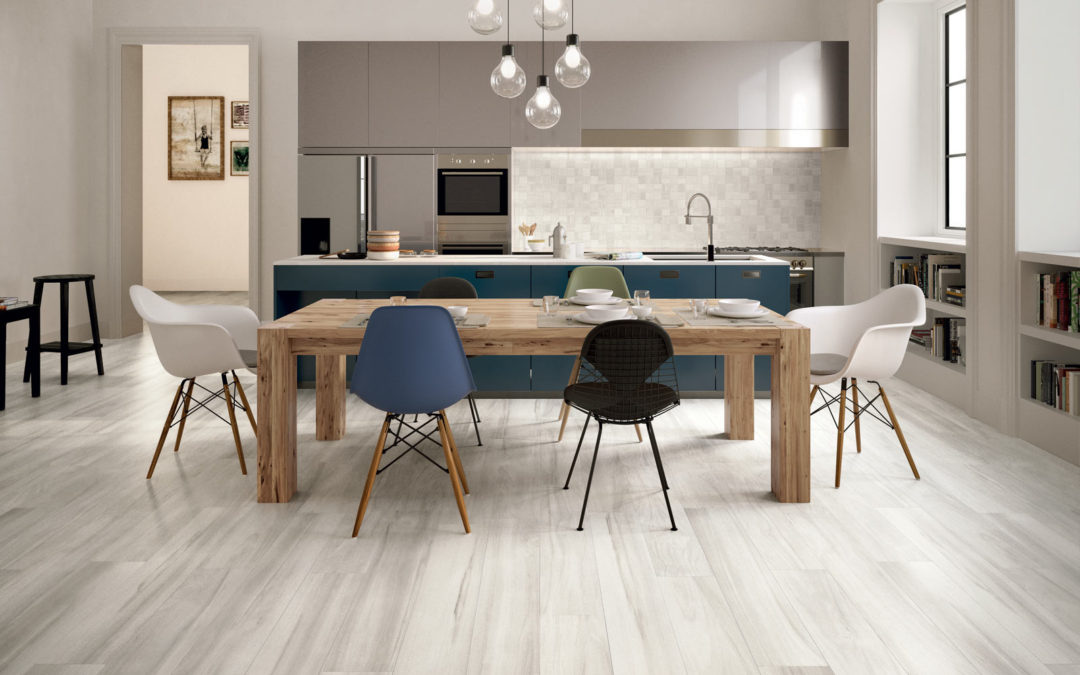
[945, 5, 966, 230]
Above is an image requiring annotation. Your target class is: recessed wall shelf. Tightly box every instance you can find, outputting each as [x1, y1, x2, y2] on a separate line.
[1018, 250, 1080, 267]
[1019, 323, 1080, 350]
[878, 235, 967, 254]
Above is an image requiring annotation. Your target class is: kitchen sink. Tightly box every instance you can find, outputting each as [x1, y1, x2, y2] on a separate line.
[647, 253, 754, 261]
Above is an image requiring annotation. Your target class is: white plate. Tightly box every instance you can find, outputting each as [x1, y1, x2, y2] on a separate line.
[707, 306, 769, 319]
[569, 295, 624, 306]
[573, 312, 630, 325]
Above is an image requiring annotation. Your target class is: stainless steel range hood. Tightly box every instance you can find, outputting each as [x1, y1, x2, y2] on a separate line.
[580, 129, 848, 150]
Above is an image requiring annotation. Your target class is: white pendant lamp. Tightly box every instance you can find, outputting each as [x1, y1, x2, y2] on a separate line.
[526, 8, 561, 129]
[532, 0, 568, 29]
[555, 1, 590, 88]
[491, 45, 527, 98]
[467, 0, 503, 35]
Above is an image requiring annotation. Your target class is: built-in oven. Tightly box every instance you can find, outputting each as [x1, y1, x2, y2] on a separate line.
[775, 255, 815, 310]
[437, 153, 511, 254]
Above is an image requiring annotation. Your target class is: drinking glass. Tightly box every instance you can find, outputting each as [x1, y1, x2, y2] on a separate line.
[693, 298, 707, 317]
[390, 295, 406, 306]
[542, 295, 560, 316]
[633, 290, 651, 306]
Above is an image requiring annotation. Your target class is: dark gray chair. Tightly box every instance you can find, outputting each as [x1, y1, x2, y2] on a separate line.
[418, 276, 483, 445]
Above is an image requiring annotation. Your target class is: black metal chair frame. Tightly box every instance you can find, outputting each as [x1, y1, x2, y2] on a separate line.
[377, 412, 455, 475]
[561, 319, 681, 532]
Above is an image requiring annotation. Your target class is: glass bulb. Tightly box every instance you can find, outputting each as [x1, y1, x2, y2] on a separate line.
[555, 35, 590, 88]
[467, 0, 503, 35]
[526, 76, 561, 129]
[491, 46, 526, 99]
[532, 0, 568, 29]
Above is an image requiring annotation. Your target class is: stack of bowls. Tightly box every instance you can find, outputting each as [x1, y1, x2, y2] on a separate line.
[575, 288, 614, 304]
[367, 231, 400, 260]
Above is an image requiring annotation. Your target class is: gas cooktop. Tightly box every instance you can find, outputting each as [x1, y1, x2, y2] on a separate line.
[714, 246, 811, 253]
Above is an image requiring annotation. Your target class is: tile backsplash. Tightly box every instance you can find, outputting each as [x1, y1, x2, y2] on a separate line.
[511, 150, 821, 251]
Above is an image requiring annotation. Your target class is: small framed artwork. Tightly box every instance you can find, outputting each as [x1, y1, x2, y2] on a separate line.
[168, 96, 225, 180]
[230, 140, 250, 176]
[231, 100, 249, 129]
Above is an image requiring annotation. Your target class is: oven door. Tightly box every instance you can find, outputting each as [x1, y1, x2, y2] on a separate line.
[789, 270, 815, 310]
[437, 169, 509, 217]
[439, 243, 507, 255]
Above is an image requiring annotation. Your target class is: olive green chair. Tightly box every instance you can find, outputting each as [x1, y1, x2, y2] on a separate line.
[558, 266, 642, 444]
[563, 266, 631, 300]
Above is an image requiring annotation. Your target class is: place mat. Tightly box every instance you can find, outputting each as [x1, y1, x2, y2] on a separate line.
[536, 312, 684, 328]
[341, 312, 490, 328]
[673, 309, 790, 326]
[531, 298, 629, 310]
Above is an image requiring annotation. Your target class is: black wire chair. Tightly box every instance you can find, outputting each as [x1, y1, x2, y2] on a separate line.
[418, 276, 483, 445]
[562, 319, 681, 531]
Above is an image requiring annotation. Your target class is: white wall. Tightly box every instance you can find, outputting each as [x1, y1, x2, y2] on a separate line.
[1016, 0, 1080, 251]
[1, 0, 100, 362]
[141, 44, 249, 291]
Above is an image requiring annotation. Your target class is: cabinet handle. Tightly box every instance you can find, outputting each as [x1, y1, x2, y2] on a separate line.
[659, 270, 680, 279]
[742, 270, 761, 279]
[475, 270, 494, 279]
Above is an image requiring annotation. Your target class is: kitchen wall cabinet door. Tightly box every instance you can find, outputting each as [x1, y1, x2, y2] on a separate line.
[438, 43, 511, 147]
[298, 42, 369, 148]
[368, 42, 439, 147]
[510, 42, 582, 147]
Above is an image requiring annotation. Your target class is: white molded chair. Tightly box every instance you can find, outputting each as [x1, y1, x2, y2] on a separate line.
[786, 284, 925, 488]
[129, 285, 259, 478]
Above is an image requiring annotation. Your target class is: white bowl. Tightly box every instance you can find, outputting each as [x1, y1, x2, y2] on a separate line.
[715, 298, 761, 315]
[631, 305, 653, 319]
[527, 240, 546, 251]
[575, 288, 614, 303]
[585, 304, 629, 322]
[447, 305, 469, 319]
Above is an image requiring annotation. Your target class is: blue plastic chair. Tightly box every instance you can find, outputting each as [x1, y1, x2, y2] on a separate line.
[350, 305, 476, 535]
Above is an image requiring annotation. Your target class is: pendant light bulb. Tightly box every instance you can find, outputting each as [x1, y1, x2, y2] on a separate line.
[467, 0, 503, 35]
[555, 34, 590, 88]
[526, 75, 561, 129]
[532, 0, 568, 29]
[491, 44, 527, 98]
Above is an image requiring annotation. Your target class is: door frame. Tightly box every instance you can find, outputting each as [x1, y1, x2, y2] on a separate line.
[106, 27, 261, 334]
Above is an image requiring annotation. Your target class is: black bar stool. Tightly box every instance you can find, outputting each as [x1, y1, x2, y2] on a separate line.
[23, 274, 104, 385]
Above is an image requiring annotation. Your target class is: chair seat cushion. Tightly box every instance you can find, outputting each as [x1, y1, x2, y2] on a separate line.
[239, 349, 258, 369]
[564, 381, 678, 423]
[810, 352, 848, 377]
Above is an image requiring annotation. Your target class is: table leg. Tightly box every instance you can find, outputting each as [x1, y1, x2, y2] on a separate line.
[315, 354, 346, 441]
[771, 328, 810, 503]
[257, 329, 297, 503]
[29, 306, 40, 397]
[723, 354, 755, 440]
[0, 319, 6, 411]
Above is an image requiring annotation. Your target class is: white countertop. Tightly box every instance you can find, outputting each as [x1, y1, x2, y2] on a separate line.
[275, 254, 790, 266]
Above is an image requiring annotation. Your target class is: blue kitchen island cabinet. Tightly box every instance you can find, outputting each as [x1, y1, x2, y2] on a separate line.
[273, 256, 791, 393]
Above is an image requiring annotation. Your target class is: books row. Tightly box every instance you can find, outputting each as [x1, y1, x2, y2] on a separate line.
[909, 318, 965, 364]
[890, 253, 965, 305]
[1035, 270, 1079, 332]
[1031, 360, 1080, 416]
[0, 296, 28, 310]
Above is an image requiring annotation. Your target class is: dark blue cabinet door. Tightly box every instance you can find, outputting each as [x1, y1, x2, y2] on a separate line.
[531, 265, 589, 391]
[715, 265, 790, 392]
[274, 264, 440, 296]
[438, 265, 531, 298]
[530, 265, 582, 297]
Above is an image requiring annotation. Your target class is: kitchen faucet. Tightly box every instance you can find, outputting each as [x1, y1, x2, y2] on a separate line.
[685, 193, 715, 261]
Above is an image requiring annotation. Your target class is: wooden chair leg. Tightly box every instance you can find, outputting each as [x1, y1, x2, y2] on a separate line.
[221, 373, 248, 475]
[810, 384, 819, 403]
[232, 372, 257, 435]
[439, 410, 469, 495]
[851, 378, 862, 454]
[353, 415, 392, 536]
[173, 378, 196, 452]
[879, 385, 920, 480]
[835, 378, 847, 488]
[437, 414, 471, 534]
[147, 381, 185, 479]
[634, 424, 643, 443]
[557, 356, 582, 441]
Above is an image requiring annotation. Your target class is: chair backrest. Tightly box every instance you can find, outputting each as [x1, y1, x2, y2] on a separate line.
[419, 276, 479, 299]
[129, 285, 247, 378]
[787, 284, 926, 381]
[564, 266, 631, 299]
[350, 305, 476, 414]
[575, 319, 680, 419]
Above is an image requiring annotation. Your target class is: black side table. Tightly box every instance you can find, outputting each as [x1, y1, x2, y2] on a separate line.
[23, 274, 104, 385]
[1, 304, 40, 411]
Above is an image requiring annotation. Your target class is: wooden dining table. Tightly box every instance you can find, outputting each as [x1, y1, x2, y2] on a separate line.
[256, 298, 810, 504]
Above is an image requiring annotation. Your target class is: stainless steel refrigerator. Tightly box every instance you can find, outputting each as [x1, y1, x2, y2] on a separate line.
[298, 152, 436, 255]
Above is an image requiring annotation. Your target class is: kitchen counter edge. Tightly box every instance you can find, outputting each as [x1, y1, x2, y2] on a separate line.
[274, 254, 791, 267]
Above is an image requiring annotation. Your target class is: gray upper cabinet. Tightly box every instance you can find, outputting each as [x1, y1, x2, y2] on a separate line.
[437, 43, 510, 147]
[298, 42, 369, 148]
[368, 42, 439, 147]
[510, 42, 582, 147]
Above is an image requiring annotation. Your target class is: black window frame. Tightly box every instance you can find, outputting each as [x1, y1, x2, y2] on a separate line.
[944, 4, 966, 230]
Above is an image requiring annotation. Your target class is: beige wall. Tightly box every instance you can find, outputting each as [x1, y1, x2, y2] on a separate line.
[141, 44, 249, 291]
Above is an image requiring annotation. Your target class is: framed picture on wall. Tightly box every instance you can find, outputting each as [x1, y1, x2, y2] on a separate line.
[168, 96, 225, 180]
[230, 140, 249, 176]
[231, 100, 249, 129]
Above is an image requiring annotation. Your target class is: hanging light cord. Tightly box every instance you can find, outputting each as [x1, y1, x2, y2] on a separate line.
[506, 0, 511, 46]
[541, 2, 545, 72]
[571, 0, 574, 33]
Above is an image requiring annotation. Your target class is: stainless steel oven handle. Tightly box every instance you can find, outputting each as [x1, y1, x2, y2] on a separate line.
[790, 272, 810, 279]
[440, 171, 505, 176]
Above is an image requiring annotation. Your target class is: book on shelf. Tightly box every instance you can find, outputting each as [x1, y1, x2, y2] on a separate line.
[909, 329, 932, 348]
[930, 317, 964, 364]
[1031, 360, 1080, 416]
[890, 252, 965, 304]
[944, 285, 966, 306]
[1034, 269, 1079, 332]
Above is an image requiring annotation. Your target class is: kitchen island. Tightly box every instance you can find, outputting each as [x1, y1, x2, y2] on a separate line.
[274, 253, 790, 393]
